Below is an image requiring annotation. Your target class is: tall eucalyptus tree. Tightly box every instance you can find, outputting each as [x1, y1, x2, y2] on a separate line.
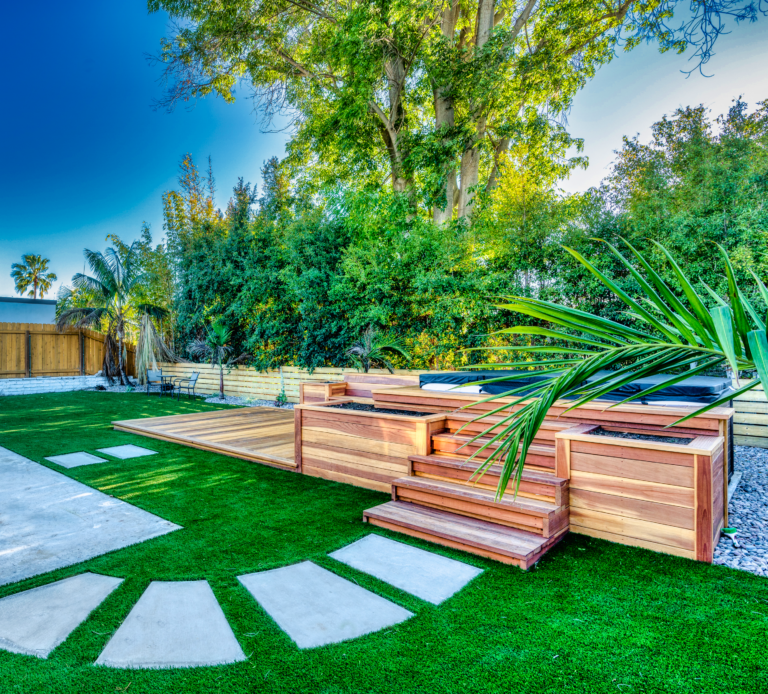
[149, 0, 764, 221]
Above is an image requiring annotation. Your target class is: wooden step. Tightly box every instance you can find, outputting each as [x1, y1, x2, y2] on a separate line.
[408, 454, 568, 506]
[444, 412, 574, 444]
[363, 501, 567, 570]
[430, 432, 556, 471]
[392, 476, 568, 537]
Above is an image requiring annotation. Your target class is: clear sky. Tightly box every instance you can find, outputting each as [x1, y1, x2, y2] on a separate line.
[0, 3, 766, 298]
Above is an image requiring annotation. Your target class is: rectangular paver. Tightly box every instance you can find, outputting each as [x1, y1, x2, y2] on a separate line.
[95, 581, 246, 669]
[0, 447, 181, 586]
[329, 534, 483, 604]
[45, 452, 107, 469]
[238, 561, 413, 649]
[96, 445, 157, 459]
[0, 573, 123, 658]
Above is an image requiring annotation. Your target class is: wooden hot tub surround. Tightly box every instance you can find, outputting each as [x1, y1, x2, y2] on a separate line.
[556, 424, 724, 562]
[296, 381, 732, 568]
[295, 399, 446, 492]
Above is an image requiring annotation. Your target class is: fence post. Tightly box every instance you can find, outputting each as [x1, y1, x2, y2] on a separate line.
[25, 330, 31, 378]
[79, 331, 85, 376]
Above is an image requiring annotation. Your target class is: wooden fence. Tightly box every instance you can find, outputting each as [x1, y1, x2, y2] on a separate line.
[732, 379, 768, 447]
[0, 323, 136, 379]
[157, 363, 432, 402]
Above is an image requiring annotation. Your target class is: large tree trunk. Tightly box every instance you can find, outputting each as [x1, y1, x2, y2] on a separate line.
[118, 326, 128, 386]
[433, 1, 460, 224]
[457, 0, 496, 220]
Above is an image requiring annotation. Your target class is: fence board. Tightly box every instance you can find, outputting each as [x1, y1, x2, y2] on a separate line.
[0, 323, 136, 379]
[156, 363, 432, 403]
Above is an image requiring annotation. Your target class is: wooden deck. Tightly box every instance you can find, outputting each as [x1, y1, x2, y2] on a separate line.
[113, 407, 296, 470]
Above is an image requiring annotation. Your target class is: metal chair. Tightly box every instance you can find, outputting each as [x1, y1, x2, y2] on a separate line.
[172, 372, 200, 400]
[146, 369, 173, 396]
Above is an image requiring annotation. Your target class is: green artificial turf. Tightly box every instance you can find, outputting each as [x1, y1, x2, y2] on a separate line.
[0, 391, 766, 694]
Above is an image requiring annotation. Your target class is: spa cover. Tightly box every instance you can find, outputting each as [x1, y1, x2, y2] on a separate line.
[419, 370, 734, 404]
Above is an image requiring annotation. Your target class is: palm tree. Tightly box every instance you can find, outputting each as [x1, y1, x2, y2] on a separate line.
[468, 239, 768, 497]
[187, 320, 249, 398]
[346, 326, 410, 373]
[11, 254, 57, 299]
[57, 243, 169, 385]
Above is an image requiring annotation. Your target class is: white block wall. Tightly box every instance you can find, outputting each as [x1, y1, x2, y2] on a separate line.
[0, 375, 109, 396]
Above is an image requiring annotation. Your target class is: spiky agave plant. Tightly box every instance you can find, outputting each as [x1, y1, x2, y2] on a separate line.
[346, 326, 410, 373]
[466, 239, 768, 499]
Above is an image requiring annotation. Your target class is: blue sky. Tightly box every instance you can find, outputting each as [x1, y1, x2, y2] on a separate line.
[0, 3, 766, 297]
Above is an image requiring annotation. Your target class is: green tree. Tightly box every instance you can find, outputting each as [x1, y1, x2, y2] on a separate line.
[11, 254, 57, 299]
[187, 320, 249, 398]
[57, 244, 168, 385]
[149, 0, 763, 221]
[346, 326, 410, 372]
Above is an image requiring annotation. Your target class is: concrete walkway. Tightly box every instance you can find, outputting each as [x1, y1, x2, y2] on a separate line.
[238, 561, 413, 649]
[0, 447, 180, 586]
[95, 581, 246, 669]
[330, 534, 483, 604]
[0, 573, 122, 658]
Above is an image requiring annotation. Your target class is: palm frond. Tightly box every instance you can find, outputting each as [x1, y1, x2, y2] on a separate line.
[471, 240, 763, 500]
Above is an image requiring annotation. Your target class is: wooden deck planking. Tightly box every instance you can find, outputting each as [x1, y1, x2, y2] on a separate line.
[113, 407, 297, 469]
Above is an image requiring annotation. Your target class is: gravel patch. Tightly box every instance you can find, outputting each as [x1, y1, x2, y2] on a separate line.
[202, 394, 294, 410]
[90, 385, 294, 410]
[713, 445, 768, 577]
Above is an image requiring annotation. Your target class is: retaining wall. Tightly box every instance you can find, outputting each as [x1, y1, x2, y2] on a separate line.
[0, 375, 109, 396]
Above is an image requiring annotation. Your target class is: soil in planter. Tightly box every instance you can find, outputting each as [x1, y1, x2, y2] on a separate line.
[325, 403, 432, 417]
[591, 426, 693, 445]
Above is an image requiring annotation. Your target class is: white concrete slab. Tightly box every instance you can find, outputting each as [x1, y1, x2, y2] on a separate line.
[95, 581, 246, 669]
[96, 445, 157, 460]
[0, 573, 123, 658]
[329, 534, 484, 605]
[0, 446, 181, 587]
[45, 452, 107, 469]
[238, 561, 413, 649]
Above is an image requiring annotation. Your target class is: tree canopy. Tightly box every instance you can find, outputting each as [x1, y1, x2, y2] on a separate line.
[149, 0, 766, 221]
[11, 254, 57, 299]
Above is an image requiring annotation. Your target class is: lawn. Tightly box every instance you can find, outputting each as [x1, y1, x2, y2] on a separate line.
[0, 391, 766, 694]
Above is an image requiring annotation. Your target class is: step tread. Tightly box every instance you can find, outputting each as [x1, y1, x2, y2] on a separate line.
[408, 454, 567, 487]
[363, 501, 558, 560]
[446, 412, 574, 431]
[393, 476, 560, 515]
[431, 432, 555, 454]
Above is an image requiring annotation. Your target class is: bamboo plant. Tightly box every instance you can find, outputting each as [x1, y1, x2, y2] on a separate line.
[466, 239, 768, 498]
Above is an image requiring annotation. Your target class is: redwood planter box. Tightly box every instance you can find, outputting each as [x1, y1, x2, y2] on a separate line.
[556, 424, 725, 562]
[295, 400, 446, 493]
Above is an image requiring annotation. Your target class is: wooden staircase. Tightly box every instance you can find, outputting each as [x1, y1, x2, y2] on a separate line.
[363, 413, 571, 569]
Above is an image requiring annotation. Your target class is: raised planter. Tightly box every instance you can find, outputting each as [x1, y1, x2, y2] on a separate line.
[556, 424, 725, 562]
[295, 400, 446, 492]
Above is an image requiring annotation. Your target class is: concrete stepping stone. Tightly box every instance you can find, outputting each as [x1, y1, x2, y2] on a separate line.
[329, 534, 483, 605]
[0, 573, 123, 658]
[238, 561, 413, 649]
[45, 452, 107, 469]
[0, 447, 181, 587]
[95, 580, 246, 669]
[96, 445, 157, 460]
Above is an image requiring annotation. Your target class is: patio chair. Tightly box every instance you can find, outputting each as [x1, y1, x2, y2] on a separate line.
[146, 369, 173, 396]
[172, 372, 200, 400]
